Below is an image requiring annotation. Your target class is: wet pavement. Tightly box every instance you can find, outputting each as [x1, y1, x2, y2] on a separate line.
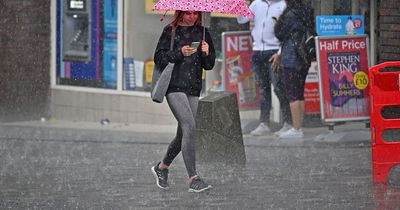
[0, 120, 399, 209]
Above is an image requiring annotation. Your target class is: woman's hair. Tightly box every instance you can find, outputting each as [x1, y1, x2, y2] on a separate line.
[285, 0, 304, 9]
[170, 10, 202, 28]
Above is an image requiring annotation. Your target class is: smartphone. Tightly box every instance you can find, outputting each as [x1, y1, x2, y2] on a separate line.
[190, 42, 200, 48]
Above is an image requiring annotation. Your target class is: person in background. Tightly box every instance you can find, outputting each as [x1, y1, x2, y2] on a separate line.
[274, 0, 313, 138]
[151, 10, 216, 192]
[238, 0, 292, 136]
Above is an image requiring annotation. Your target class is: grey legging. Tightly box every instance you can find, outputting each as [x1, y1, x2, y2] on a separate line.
[162, 92, 198, 178]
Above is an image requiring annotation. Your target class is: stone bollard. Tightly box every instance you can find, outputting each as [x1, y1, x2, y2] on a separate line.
[195, 92, 246, 166]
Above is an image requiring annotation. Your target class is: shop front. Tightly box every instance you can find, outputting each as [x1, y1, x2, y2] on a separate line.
[50, 0, 377, 125]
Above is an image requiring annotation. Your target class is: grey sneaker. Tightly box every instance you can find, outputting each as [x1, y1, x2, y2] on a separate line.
[188, 177, 212, 193]
[151, 162, 169, 190]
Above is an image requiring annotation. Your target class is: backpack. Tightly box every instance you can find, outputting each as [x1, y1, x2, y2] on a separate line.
[291, 6, 316, 65]
[295, 30, 316, 65]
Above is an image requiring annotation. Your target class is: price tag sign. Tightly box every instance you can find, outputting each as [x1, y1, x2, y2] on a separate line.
[316, 35, 370, 122]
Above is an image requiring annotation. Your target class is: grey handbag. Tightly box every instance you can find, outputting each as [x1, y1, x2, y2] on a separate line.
[151, 27, 176, 103]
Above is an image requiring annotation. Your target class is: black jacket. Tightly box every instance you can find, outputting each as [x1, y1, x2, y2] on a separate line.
[154, 25, 216, 96]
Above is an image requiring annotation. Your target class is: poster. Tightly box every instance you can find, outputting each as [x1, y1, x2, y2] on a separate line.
[222, 31, 259, 109]
[316, 35, 370, 122]
[316, 15, 365, 36]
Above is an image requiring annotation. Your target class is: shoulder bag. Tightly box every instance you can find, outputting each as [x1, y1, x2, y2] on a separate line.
[151, 27, 176, 103]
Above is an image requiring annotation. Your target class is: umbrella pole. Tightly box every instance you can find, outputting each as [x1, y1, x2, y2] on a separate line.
[202, 12, 205, 41]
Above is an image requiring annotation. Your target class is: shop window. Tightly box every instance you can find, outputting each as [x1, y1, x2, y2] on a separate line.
[56, 0, 118, 89]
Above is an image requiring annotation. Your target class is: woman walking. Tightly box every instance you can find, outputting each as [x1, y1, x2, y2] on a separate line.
[151, 10, 216, 192]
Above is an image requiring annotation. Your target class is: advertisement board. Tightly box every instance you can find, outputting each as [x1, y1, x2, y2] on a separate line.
[316, 15, 365, 36]
[222, 31, 259, 109]
[316, 35, 370, 122]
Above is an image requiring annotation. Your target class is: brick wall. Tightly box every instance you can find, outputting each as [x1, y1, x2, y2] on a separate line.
[0, 0, 51, 121]
[378, 0, 400, 62]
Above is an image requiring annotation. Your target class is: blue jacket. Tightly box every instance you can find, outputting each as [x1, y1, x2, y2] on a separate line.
[275, 6, 311, 68]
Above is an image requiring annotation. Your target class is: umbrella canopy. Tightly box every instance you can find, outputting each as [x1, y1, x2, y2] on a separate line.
[153, 0, 254, 18]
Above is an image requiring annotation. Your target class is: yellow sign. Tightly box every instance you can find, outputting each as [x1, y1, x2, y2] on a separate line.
[353, 71, 369, 90]
[145, 60, 155, 84]
[210, 13, 235, 18]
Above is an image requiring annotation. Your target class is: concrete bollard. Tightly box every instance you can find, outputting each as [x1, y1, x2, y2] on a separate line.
[195, 92, 246, 166]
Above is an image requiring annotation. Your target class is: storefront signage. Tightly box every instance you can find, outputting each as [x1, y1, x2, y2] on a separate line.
[316, 15, 365, 36]
[68, 0, 86, 10]
[316, 35, 370, 122]
[222, 31, 259, 109]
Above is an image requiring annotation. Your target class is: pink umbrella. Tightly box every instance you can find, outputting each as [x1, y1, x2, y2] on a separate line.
[153, 0, 254, 18]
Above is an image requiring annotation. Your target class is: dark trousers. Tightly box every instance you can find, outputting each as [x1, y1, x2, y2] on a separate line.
[252, 50, 291, 124]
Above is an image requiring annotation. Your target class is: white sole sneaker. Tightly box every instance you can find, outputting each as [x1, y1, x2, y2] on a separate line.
[274, 123, 292, 136]
[151, 166, 169, 190]
[250, 123, 271, 136]
[188, 185, 212, 193]
[279, 128, 304, 139]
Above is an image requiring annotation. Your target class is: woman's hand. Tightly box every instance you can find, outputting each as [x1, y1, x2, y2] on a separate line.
[270, 53, 281, 71]
[181, 45, 197, 57]
[201, 41, 209, 56]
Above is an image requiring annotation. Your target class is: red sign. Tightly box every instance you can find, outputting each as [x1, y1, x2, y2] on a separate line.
[222, 31, 259, 109]
[353, 18, 363, 29]
[304, 62, 321, 114]
[316, 35, 370, 122]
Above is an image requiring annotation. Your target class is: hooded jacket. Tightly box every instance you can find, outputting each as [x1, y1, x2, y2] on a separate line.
[275, 4, 312, 69]
[154, 25, 216, 97]
[237, 0, 286, 51]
